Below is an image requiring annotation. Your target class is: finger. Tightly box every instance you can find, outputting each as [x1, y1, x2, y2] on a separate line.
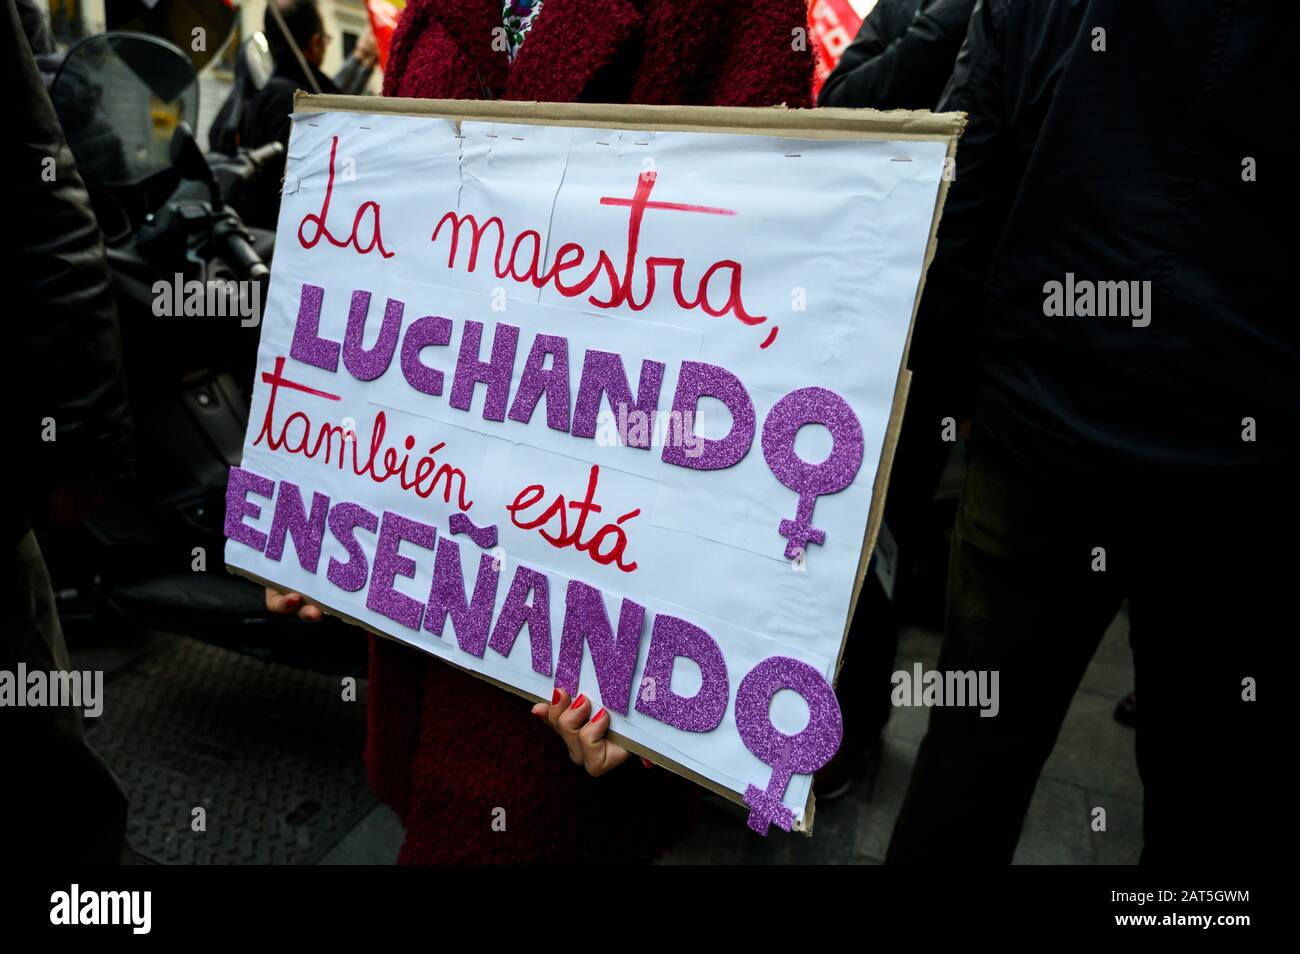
[557, 692, 589, 735]
[530, 702, 548, 719]
[557, 693, 589, 764]
[544, 688, 570, 731]
[298, 603, 323, 621]
[579, 708, 632, 777]
[265, 589, 303, 614]
[545, 689, 585, 764]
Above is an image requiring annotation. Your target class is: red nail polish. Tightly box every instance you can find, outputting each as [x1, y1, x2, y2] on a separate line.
[592, 707, 606, 723]
[571, 693, 586, 709]
[641, 757, 653, 769]
[551, 688, 561, 705]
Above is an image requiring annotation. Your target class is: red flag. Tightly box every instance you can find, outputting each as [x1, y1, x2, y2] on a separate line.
[809, 0, 866, 98]
[365, 0, 407, 71]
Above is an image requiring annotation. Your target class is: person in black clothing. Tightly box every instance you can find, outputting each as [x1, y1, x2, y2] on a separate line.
[3, 0, 134, 864]
[210, 22, 376, 156]
[813, 0, 976, 800]
[818, 0, 975, 110]
[888, 0, 1294, 865]
[239, 0, 341, 229]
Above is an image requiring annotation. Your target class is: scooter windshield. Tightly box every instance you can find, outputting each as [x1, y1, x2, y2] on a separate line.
[51, 32, 199, 188]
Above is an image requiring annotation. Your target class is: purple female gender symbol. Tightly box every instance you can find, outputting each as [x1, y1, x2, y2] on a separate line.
[735, 656, 843, 835]
[761, 387, 864, 561]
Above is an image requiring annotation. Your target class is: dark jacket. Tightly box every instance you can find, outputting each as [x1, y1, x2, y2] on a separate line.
[910, 0, 1297, 473]
[239, 56, 340, 229]
[212, 50, 371, 156]
[3, 0, 132, 544]
[818, 0, 975, 109]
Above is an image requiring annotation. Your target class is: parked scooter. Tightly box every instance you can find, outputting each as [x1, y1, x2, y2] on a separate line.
[44, 31, 359, 670]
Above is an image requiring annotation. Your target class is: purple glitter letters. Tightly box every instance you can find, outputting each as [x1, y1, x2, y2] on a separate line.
[447, 512, 498, 550]
[326, 502, 379, 592]
[365, 510, 437, 631]
[508, 334, 571, 432]
[224, 466, 275, 552]
[399, 314, 452, 396]
[342, 291, 403, 381]
[289, 283, 341, 372]
[554, 580, 645, 715]
[449, 320, 520, 422]
[424, 536, 500, 657]
[662, 361, 754, 469]
[264, 479, 330, 573]
[734, 656, 843, 835]
[487, 564, 553, 676]
[635, 614, 729, 732]
[761, 387, 864, 560]
[570, 350, 664, 448]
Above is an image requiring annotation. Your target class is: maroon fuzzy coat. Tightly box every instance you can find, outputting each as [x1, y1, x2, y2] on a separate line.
[368, 0, 814, 864]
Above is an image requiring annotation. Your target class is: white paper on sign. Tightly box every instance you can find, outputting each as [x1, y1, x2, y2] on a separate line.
[224, 104, 954, 833]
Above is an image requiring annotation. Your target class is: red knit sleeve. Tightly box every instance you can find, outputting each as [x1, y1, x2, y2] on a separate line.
[713, 0, 816, 107]
[381, 0, 426, 98]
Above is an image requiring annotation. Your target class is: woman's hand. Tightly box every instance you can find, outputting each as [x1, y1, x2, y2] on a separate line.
[265, 587, 323, 621]
[532, 688, 648, 776]
[354, 29, 379, 68]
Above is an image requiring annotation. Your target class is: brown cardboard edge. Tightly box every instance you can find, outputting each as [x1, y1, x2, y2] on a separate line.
[292, 93, 965, 141]
[260, 96, 967, 835]
[816, 123, 961, 831]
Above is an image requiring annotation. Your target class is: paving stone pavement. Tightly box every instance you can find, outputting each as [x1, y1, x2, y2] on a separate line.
[71, 604, 1141, 864]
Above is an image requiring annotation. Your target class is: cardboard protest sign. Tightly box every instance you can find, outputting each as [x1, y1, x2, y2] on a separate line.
[224, 95, 962, 834]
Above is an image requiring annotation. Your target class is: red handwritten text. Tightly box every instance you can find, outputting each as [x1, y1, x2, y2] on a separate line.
[298, 136, 395, 259]
[254, 356, 471, 510]
[432, 171, 776, 345]
[506, 465, 639, 573]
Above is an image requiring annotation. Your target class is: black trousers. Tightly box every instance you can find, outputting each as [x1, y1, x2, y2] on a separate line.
[838, 375, 955, 747]
[887, 433, 1281, 864]
[1, 530, 128, 863]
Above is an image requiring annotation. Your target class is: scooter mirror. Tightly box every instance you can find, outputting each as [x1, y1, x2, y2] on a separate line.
[244, 33, 275, 91]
